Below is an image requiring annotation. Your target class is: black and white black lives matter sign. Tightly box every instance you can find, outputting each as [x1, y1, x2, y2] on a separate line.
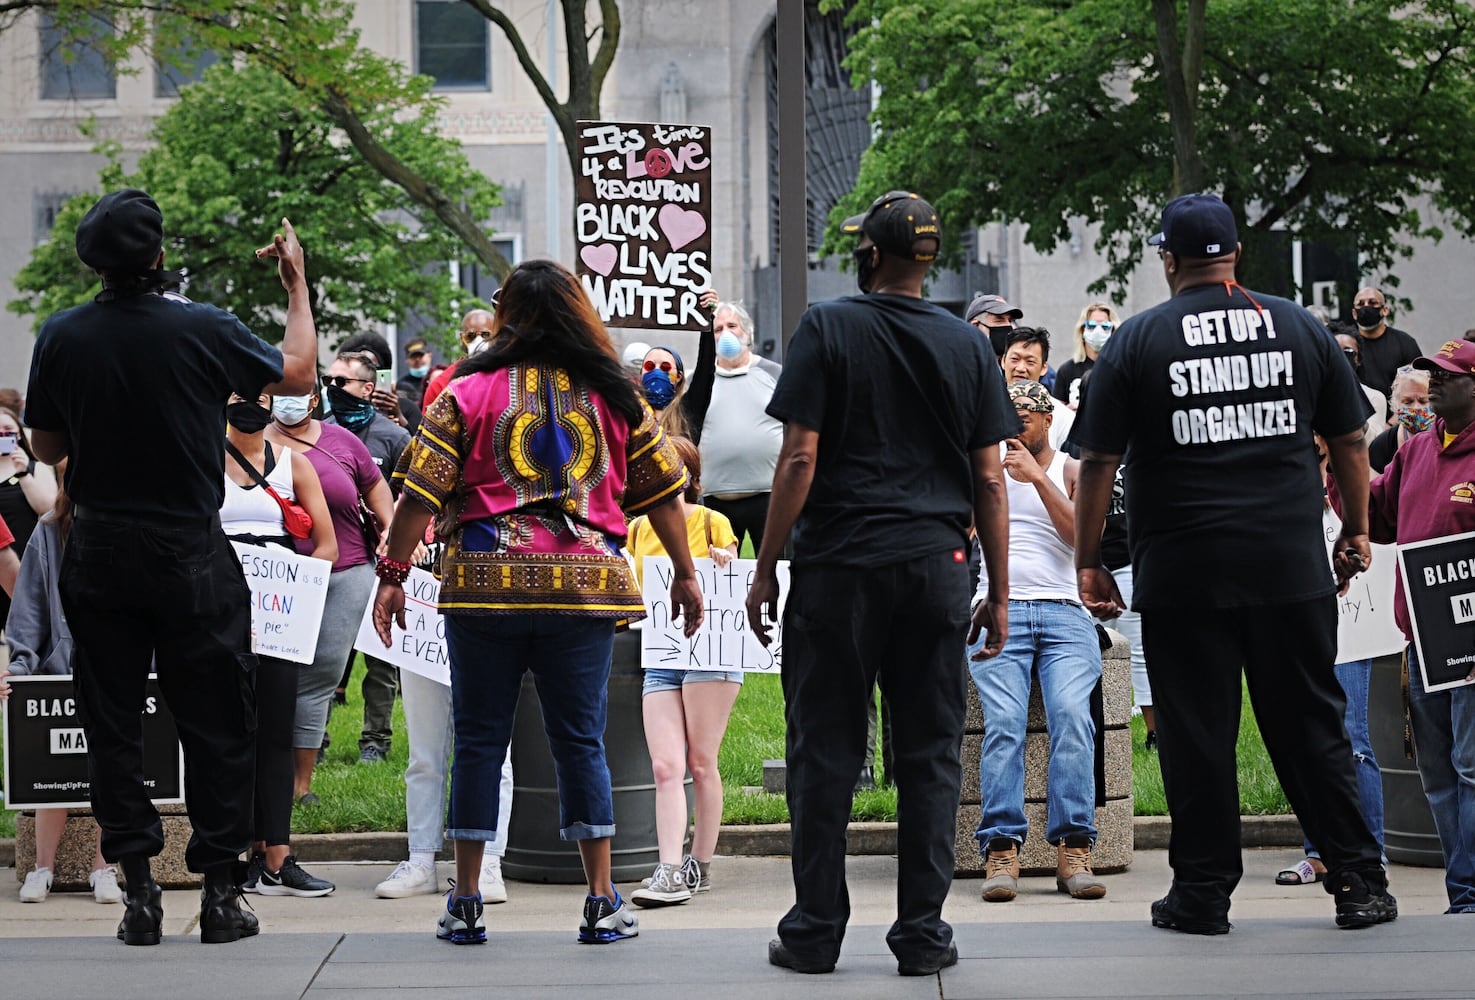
[1398, 531, 1475, 692]
[3, 675, 184, 809]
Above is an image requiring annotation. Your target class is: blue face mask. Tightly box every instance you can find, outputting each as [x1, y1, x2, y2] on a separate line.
[408, 364, 430, 379]
[272, 395, 312, 426]
[641, 370, 677, 410]
[717, 331, 745, 360]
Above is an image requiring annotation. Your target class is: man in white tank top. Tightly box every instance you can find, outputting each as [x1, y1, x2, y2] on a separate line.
[968, 381, 1107, 903]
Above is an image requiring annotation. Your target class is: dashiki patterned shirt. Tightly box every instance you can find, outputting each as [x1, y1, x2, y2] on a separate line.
[396, 363, 688, 618]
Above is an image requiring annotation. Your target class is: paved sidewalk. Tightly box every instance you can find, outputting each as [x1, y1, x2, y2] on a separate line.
[0, 850, 1466, 998]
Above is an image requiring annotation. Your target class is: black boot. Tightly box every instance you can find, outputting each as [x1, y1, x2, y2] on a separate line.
[117, 881, 163, 946]
[200, 862, 260, 944]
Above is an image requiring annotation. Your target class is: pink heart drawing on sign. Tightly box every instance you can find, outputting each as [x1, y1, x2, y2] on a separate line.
[580, 243, 618, 276]
[658, 204, 707, 251]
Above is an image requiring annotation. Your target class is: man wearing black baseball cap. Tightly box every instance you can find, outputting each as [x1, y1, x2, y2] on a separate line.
[23, 189, 320, 945]
[966, 293, 1024, 358]
[1071, 192, 1395, 934]
[398, 338, 433, 406]
[747, 189, 1018, 977]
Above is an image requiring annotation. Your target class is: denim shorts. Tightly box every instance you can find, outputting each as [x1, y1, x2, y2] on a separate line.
[642, 668, 745, 695]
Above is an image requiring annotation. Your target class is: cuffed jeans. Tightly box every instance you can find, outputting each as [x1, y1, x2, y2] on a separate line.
[444, 614, 615, 842]
[1306, 658, 1385, 862]
[1407, 644, 1475, 912]
[401, 666, 511, 857]
[969, 599, 1101, 845]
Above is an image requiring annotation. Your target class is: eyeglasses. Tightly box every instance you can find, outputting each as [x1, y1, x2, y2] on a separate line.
[1084, 321, 1115, 332]
[643, 360, 674, 373]
[1341, 348, 1359, 357]
[321, 374, 371, 389]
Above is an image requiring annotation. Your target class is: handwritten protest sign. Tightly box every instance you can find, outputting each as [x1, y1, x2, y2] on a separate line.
[639, 557, 789, 672]
[353, 568, 449, 686]
[575, 120, 712, 331]
[1397, 530, 1475, 692]
[232, 543, 331, 664]
[1322, 510, 1405, 662]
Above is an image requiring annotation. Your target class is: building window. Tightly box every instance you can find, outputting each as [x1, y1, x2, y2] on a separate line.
[40, 11, 117, 100]
[415, 0, 490, 90]
[155, 42, 221, 97]
[34, 191, 78, 245]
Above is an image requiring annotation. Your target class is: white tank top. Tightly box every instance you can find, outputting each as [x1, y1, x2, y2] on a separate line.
[975, 448, 1079, 603]
[220, 445, 298, 543]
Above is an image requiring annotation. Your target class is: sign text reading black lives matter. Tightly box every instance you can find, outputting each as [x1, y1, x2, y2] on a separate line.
[575, 121, 712, 332]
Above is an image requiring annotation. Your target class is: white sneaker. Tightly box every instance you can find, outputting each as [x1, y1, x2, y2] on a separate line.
[375, 860, 437, 899]
[479, 857, 508, 905]
[19, 867, 53, 903]
[90, 866, 124, 904]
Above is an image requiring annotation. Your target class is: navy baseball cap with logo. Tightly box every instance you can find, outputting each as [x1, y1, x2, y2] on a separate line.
[840, 190, 942, 263]
[1147, 193, 1238, 259]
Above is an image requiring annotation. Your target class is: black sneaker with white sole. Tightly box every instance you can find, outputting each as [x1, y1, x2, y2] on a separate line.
[255, 856, 336, 897]
[240, 852, 266, 894]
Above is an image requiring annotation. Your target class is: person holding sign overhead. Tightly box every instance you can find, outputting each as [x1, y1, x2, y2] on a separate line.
[373, 259, 703, 947]
[747, 191, 1017, 977]
[22, 192, 319, 945]
[1353, 339, 1475, 913]
[219, 393, 337, 898]
[624, 436, 741, 908]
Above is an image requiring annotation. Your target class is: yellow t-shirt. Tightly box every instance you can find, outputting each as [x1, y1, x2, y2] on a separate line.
[627, 506, 738, 584]
[1445, 430, 1460, 449]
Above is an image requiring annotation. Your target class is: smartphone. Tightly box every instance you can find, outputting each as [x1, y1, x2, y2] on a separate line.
[375, 369, 394, 392]
[0, 434, 16, 456]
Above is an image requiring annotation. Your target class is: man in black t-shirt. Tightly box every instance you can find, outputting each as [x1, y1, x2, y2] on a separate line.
[23, 190, 319, 946]
[1070, 193, 1395, 934]
[1351, 287, 1421, 403]
[746, 191, 1018, 977]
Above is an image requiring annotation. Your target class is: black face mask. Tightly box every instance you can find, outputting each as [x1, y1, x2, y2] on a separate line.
[989, 324, 1014, 358]
[225, 400, 272, 434]
[853, 246, 879, 294]
[1354, 305, 1383, 329]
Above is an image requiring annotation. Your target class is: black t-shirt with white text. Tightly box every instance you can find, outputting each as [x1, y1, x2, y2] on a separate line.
[767, 293, 1020, 568]
[25, 294, 283, 520]
[1069, 283, 1371, 609]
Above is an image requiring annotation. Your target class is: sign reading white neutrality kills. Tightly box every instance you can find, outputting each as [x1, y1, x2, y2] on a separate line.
[639, 557, 790, 672]
[3, 675, 184, 810]
[1398, 530, 1475, 692]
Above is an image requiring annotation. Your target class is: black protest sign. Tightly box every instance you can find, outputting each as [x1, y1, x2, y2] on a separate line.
[575, 120, 713, 332]
[3, 675, 184, 809]
[1397, 530, 1475, 692]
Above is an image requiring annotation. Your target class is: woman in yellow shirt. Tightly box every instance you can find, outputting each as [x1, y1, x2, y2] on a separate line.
[626, 437, 742, 907]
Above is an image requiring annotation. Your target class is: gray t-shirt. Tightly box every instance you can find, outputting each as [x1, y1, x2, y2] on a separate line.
[327, 412, 410, 493]
[700, 363, 784, 496]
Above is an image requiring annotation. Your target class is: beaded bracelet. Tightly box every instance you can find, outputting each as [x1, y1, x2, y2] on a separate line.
[375, 556, 412, 585]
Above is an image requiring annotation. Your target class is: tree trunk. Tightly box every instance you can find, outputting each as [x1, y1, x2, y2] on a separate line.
[1152, 0, 1207, 196]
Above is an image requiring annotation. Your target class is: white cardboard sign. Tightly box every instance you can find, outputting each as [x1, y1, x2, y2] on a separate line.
[353, 567, 450, 686]
[639, 557, 789, 673]
[231, 543, 332, 664]
[1322, 510, 1406, 662]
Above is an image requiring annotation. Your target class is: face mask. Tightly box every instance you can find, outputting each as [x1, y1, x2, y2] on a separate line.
[271, 395, 312, 426]
[408, 364, 430, 378]
[1083, 329, 1111, 352]
[326, 385, 376, 431]
[467, 337, 490, 356]
[853, 246, 878, 294]
[989, 325, 1013, 358]
[717, 331, 745, 360]
[226, 401, 272, 434]
[1355, 305, 1383, 330]
[641, 369, 676, 410]
[1396, 404, 1434, 434]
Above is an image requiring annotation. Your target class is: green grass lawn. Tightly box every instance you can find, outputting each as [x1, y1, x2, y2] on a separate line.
[2, 660, 1290, 839]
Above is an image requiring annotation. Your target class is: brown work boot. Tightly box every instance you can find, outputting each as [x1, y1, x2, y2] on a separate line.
[980, 838, 1020, 902]
[1056, 836, 1106, 899]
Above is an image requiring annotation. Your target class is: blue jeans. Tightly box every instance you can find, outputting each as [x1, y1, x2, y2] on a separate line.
[1407, 644, 1475, 912]
[968, 599, 1101, 845]
[444, 614, 616, 842]
[1305, 658, 1385, 862]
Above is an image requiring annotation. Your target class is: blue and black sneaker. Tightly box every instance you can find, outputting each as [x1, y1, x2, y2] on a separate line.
[578, 891, 639, 944]
[437, 890, 486, 945]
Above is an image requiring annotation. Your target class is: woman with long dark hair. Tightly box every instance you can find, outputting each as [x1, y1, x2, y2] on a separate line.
[371, 259, 703, 946]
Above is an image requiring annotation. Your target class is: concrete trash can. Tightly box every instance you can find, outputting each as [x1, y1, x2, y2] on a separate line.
[502, 629, 691, 884]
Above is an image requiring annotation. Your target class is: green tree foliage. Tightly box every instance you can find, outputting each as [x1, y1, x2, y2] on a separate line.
[828, 0, 1475, 297]
[9, 61, 499, 347]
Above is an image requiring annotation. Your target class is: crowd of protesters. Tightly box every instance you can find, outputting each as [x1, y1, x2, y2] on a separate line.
[1, 185, 1472, 982]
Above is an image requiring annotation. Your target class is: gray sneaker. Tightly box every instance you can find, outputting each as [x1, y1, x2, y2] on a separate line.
[630, 863, 691, 907]
[678, 854, 710, 893]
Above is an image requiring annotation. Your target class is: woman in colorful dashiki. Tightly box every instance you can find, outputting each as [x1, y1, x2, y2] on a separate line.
[371, 260, 705, 946]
